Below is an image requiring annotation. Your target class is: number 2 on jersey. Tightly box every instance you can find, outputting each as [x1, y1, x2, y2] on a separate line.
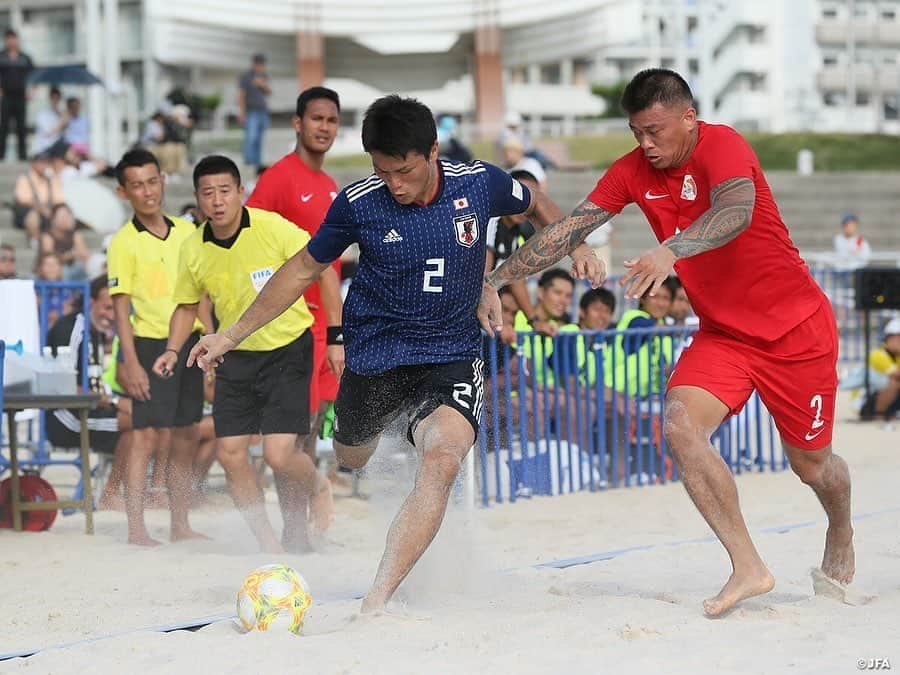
[423, 257, 445, 293]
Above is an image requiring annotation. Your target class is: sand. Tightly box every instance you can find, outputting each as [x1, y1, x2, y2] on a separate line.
[1, 397, 898, 674]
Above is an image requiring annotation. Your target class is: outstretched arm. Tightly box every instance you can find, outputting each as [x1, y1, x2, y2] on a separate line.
[486, 197, 615, 289]
[477, 198, 614, 334]
[188, 247, 328, 370]
[620, 176, 755, 299]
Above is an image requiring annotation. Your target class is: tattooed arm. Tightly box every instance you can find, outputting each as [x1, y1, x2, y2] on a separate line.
[620, 176, 755, 299]
[485, 197, 615, 289]
[477, 197, 614, 333]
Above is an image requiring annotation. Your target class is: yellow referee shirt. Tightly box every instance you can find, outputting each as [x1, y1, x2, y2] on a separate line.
[107, 214, 203, 338]
[173, 207, 314, 352]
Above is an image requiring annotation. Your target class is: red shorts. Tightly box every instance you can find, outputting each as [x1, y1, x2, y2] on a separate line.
[667, 301, 838, 450]
[309, 330, 340, 412]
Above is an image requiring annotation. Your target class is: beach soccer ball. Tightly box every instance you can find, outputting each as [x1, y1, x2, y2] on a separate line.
[236, 564, 312, 635]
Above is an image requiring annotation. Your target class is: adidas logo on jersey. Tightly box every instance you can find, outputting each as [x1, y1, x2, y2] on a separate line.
[382, 229, 404, 243]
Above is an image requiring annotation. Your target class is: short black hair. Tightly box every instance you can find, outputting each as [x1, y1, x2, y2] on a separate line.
[1, 242, 14, 252]
[621, 68, 694, 115]
[49, 86, 61, 98]
[115, 148, 160, 186]
[498, 285, 515, 298]
[538, 268, 574, 290]
[66, 96, 80, 107]
[662, 276, 683, 297]
[90, 274, 108, 300]
[579, 287, 616, 315]
[362, 95, 436, 158]
[193, 154, 241, 189]
[4, 29, 17, 38]
[296, 86, 340, 118]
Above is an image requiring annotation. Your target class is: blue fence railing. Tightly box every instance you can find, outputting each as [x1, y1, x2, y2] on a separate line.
[478, 325, 782, 506]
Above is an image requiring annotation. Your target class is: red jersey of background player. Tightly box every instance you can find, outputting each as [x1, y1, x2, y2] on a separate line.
[246, 152, 339, 340]
[589, 121, 824, 344]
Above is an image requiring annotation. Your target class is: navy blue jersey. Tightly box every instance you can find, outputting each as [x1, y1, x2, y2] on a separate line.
[307, 160, 532, 375]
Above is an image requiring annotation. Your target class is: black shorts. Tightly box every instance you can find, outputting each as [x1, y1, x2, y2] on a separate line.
[46, 406, 119, 454]
[132, 333, 203, 430]
[213, 332, 313, 438]
[333, 358, 484, 447]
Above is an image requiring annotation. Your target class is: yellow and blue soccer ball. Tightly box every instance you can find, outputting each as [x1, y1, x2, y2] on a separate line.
[236, 564, 312, 635]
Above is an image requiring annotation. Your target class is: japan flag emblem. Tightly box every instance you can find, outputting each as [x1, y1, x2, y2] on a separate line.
[453, 197, 469, 210]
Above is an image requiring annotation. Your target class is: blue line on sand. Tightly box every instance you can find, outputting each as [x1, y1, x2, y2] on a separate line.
[3, 505, 897, 661]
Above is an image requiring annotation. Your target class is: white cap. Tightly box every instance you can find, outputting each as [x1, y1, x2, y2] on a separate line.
[504, 110, 522, 126]
[508, 157, 546, 185]
[884, 317, 900, 336]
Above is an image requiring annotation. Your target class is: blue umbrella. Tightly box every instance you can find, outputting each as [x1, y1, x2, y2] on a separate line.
[28, 65, 104, 87]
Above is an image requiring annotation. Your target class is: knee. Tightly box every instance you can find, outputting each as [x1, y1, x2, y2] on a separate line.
[216, 443, 245, 471]
[335, 442, 372, 470]
[789, 451, 827, 487]
[420, 446, 464, 490]
[262, 447, 292, 474]
[662, 401, 699, 460]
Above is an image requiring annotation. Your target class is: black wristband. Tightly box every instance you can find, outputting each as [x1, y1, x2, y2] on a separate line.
[327, 326, 344, 345]
[165, 348, 179, 356]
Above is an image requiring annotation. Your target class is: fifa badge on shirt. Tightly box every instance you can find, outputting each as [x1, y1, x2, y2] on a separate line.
[250, 267, 274, 292]
[453, 214, 479, 248]
[453, 197, 469, 210]
[681, 174, 697, 201]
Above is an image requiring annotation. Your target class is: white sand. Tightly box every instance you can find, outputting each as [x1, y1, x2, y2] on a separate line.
[2, 399, 898, 674]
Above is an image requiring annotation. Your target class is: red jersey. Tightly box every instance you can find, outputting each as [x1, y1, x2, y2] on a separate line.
[246, 153, 339, 338]
[588, 121, 823, 343]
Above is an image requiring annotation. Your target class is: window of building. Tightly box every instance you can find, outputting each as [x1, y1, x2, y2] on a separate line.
[884, 96, 899, 120]
[883, 9, 897, 20]
[822, 7, 838, 20]
[824, 91, 845, 106]
[823, 55, 839, 66]
[856, 92, 871, 105]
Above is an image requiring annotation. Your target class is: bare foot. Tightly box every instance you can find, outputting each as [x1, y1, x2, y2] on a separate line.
[171, 528, 211, 542]
[360, 595, 387, 615]
[821, 525, 854, 585]
[703, 566, 775, 617]
[98, 493, 125, 511]
[308, 476, 334, 536]
[128, 533, 163, 547]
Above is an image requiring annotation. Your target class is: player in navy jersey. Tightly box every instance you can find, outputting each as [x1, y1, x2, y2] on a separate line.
[189, 95, 602, 613]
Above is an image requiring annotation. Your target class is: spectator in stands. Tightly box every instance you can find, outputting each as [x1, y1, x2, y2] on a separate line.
[663, 276, 696, 326]
[33, 251, 73, 327]
[496, 110, 555, 169]
[833, 213, 872, 271]
[40, 203, 91, 281]
[49, 139, 112, 179]
[237, 53, 271, 170]
[139, 110, 187, 174]
[0, 28, 33, 161]
[606, 282, 674, 399]
[13, 152, 65, 245]
[62, 96, 89, 149]
[436, 115, 472, 164]
[860, 318, 900, 422]
[179, 201, 205, 226]
[0, 242, 16, 279]
[576, 286, 616, 332]
[34, 87, 66, 154]
[46, 274, 133, 510]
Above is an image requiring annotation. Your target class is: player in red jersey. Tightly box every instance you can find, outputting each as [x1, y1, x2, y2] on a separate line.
[246, 87, 344, 536]
[479, 69, 854, 616]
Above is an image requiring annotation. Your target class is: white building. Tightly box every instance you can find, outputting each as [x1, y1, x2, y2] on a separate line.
[590, 0, 900, 133]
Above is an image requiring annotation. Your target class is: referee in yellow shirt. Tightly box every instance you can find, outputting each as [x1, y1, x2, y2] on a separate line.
[154, 155, 339, 553]
[108, 148, 207, 546]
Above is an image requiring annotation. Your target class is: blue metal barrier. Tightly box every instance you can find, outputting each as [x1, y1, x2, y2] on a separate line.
[479, 325, 783, 505]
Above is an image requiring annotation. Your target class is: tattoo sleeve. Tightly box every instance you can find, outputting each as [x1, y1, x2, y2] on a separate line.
[486, 198, 613, 287]
[663, 177, 755, 259]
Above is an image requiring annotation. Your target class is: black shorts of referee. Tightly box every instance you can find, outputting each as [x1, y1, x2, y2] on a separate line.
[132, 332, 203, 429]
[213, 331, 313, 438]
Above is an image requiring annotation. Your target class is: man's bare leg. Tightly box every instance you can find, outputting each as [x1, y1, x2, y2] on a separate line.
[664, 386, 774, 616]
[357, 407, 473, 614]
[98, 429, 130, 510]
[263, 433, 317, 553]
[125, 427, 162, 546]
[147, 429, 171, 508]
[217, 434, 282, 553]
[169, 423, 208, 541]
[784, 443, 854, 586]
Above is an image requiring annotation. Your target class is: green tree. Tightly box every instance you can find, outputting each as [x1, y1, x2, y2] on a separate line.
[591, 80, 629, 118]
